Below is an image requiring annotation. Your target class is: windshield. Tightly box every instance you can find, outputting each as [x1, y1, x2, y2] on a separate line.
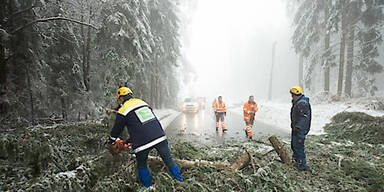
[184, 98, 193, 102]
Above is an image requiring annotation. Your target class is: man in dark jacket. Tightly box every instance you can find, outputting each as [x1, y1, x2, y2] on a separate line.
[290, 86, 311, 171]
[107, 87, 183, 187]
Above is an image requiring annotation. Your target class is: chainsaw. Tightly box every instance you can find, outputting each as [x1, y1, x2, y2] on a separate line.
[107, 138, 133, 155]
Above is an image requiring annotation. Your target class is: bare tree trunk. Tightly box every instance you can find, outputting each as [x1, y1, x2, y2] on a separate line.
[156, 76, 161, 108]
[323, 0, 331, 94]
[26, 61, 35, 124]
[150, 74, 155, 106]
[345, 27, 355, 97]
[345, 1, 358, 98]
[337, 1, 348, 96]
[61, 97, 67, 120]
[147, 151, 250, 172]
[268, 42, 277, 100]
[0, 0, 9, 114]
[298, 54, 303, 87]
[81, 2, 92, 92]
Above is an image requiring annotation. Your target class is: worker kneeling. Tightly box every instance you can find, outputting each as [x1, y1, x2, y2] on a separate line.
[213, 96, 227, 132]
[107, 87, 183, 187]
[243, 96, 258, 139]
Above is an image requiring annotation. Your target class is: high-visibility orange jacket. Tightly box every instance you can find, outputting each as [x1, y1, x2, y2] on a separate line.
[213, 101, 226, 113]
[243, 101, 258, 121]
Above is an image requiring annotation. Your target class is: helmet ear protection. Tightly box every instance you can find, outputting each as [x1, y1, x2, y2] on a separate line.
[290, 86, 303, 95]
[116, 87, 133, 99]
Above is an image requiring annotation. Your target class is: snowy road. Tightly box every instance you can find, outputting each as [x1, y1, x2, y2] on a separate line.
[165, 108, 289, 145]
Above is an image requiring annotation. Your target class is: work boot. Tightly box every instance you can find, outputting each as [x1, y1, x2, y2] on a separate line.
[296, 160, 307, 171]
[298, 165, 307, 171]
[138, 168, 152, 187]
[249, 136, 252, 140]
[169, 165, 183, 182]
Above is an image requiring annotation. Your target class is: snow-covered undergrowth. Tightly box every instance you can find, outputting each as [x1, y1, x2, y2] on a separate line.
[1, 111, 383, 191]
[232, 97, 384, 135]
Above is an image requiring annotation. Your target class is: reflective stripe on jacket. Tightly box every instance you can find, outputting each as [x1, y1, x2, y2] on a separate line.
[213, 101, 226, 112]
[110, 98, 166, 153]
[243, 101, 258, 121]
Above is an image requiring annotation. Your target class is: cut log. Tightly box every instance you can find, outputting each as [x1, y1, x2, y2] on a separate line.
[147, 151, 250, 172]
[230, 151, 251, 172]
[268, 135, 291, 164]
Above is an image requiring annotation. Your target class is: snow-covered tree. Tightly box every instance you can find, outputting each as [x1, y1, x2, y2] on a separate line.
[291, 0, 384, 97]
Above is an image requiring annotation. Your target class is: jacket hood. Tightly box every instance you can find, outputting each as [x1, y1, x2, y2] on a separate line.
[299, 95, 309, 103]
[294, 94, 309, 104]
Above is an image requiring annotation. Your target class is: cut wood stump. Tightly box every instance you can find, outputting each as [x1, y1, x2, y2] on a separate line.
[147, 151, 250, 173]
[268, 135, 291, 164]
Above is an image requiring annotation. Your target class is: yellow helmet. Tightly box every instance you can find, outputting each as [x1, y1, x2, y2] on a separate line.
[290, 86, 303, 95]
[116, 87, 133, 98]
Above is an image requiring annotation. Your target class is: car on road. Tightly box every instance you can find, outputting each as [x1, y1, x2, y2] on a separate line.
[181, 98, 199, 113]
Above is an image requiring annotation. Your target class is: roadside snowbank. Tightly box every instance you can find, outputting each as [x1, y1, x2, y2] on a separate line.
[153, 109, 180, 130]
[230, 100, 384, 135]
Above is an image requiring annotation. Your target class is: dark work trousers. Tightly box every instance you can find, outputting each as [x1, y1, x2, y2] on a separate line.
[136, 140, 177, 170]
[291, 131, 307, 168]
[215, 112, 225, 121]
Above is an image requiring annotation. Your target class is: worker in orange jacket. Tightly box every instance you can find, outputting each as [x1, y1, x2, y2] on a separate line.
[213, 96, 227, 132]
[243, 95, 258, 139]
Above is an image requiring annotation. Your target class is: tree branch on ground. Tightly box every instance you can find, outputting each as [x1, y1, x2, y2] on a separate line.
[147, 151, 250, 173]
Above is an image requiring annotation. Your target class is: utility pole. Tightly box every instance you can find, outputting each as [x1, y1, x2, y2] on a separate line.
[299, 54, 303, 87]
[268, 42, 277, 100]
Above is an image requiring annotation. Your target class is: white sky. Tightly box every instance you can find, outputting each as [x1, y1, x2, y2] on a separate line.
[182, 0, 299, 103]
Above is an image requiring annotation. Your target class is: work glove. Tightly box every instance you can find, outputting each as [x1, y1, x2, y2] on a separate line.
[106, 109, 117, 115]
[224, 112, 226, 116]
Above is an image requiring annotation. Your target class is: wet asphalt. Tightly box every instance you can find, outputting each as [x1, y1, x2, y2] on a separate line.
[165, 107, 290, 146]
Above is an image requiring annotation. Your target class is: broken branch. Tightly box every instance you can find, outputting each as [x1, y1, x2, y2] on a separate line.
[11, 17, 98, 34]
[268, 135, 291, 164]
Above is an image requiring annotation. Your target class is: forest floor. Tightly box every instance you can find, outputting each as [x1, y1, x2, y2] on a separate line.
[1, 110, 384, 192]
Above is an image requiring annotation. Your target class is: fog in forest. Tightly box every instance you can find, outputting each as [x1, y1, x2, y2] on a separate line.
[179, 0, 384, 104]
[180, 0, 299, 103]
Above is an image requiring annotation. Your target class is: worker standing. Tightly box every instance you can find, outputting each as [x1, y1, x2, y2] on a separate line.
[290, 86, 311, 171]
[243, 95, 258, 139]
[213, 96, 227, 132]
[106, 87, 183, 187]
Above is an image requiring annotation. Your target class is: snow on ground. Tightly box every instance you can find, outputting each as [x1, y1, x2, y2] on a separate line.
[153, 109, 181, 130]
[230, 99, 384, 135]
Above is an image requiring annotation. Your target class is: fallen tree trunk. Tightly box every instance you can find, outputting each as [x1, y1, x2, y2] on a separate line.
[268, 135, 291, 164]
[147, 151, 250, 173]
